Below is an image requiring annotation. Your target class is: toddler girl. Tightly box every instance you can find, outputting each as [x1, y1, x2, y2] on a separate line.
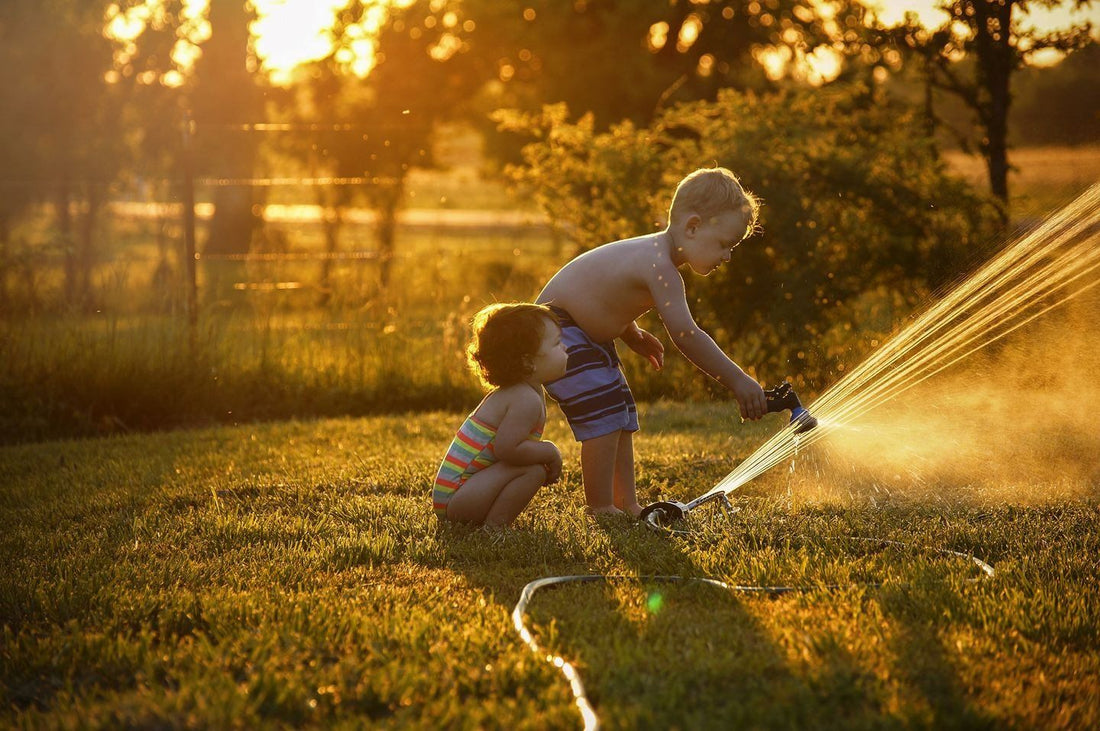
[432, 303, 567, 526]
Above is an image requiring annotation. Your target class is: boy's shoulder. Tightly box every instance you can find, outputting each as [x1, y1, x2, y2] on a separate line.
[589, 233, 676, 270]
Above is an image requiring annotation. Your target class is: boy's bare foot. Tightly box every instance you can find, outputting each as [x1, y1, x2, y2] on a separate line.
[616, 502, 643, 518]
[585, 505, 624, 517]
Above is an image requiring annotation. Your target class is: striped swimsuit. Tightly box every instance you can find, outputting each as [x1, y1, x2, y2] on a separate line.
[432, 411, 545, 519]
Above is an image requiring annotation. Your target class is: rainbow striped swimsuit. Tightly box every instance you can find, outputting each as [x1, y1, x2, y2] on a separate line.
[432, 413, 544, 518]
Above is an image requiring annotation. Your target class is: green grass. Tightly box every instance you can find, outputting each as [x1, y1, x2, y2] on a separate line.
[2, 404, 1097, 728]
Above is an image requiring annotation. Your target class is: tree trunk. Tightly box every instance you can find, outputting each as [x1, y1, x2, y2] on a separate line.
[194, 0, 262, 258]
[76, 182, 102, 311]
[0, 216, 10, 311]
[375, 181, 403, 289]
[316, 184, 344, 307]
[973, 0, 1013, 220]
[57, 179, 77, 308]
[923, 56, 936, 140]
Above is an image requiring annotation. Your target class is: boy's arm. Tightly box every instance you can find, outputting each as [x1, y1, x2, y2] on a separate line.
[493, 388, 560, 465]
[650, 267, 767, 420]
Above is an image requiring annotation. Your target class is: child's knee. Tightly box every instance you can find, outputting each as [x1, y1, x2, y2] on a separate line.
[523, 464, 547, 481]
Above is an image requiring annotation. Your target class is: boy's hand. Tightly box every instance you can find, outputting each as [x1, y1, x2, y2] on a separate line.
[624, 326, 664, 371]
[732, 373, 767, 421]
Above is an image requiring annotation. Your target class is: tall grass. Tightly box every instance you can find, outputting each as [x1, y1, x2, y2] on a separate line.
[0, 219, 563, 443]
[0, 311, 477, 443]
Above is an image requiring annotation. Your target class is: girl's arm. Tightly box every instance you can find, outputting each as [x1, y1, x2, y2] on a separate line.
[493, 387, 559, 466]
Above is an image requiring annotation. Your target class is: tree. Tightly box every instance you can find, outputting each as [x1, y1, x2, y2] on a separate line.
[191, 0, 264, 258]
[460, 0, 839, 161]
[497, 85, 1001, 390]
[869, 0, 1094, 214]
[0, 0, 40, 310]
[0, 0, 131, 310]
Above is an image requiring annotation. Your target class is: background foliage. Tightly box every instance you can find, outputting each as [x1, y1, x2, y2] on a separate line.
[0, 0, 1095, 440]
[499, 85, 1001, 389]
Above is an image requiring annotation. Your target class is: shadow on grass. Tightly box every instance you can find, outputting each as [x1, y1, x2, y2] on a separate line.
[879, 579, 996, 729]
[426, 505, 818, 729]
[432, 492, 1007, 729]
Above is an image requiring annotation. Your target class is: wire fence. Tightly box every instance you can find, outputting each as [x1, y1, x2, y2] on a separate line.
[0, 116, 556, 322]
[0, 207, 556, 319]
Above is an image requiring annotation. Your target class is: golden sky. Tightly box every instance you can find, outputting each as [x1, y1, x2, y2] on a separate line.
[868, 0, 1098, 28]
[252, 0, 411, 83]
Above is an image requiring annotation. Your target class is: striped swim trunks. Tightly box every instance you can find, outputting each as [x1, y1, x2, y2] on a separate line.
[544, 306, 639, 441]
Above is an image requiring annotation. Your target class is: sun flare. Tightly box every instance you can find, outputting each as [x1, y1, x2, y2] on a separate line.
[251, 0, 349, 83]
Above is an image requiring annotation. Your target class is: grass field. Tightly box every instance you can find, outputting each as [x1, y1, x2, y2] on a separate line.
[2, 403, 1098, 728]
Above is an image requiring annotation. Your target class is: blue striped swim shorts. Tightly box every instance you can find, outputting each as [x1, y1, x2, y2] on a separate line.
[544, 306, 639, 441]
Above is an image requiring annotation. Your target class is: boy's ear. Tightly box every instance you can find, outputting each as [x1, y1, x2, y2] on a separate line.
[683, 213, 702, 237]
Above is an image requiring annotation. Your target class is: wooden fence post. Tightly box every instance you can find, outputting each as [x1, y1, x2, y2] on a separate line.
[181, 110, 199, 350]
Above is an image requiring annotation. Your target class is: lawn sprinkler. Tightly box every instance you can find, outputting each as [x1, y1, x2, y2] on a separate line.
[638, 382, 817, 531]
[639, 490, 738, 529]
[764, 381, 818, 434]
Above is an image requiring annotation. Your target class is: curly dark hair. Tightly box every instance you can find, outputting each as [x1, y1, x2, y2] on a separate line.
[466, 303, 558, 389]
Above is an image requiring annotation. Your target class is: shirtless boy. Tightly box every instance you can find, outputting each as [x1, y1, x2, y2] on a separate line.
[536, 167, 768, 517]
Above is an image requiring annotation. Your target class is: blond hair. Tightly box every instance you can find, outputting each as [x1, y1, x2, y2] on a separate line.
[668, 167, 761, 234]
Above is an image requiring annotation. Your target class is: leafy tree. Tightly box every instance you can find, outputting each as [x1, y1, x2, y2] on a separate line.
[867, 0, 1094, 214]
[497, 85, 1001, 391]
[460, 0, 840, 162]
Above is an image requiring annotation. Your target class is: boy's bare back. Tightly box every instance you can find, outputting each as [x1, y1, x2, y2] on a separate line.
[536, 232, 686, 343]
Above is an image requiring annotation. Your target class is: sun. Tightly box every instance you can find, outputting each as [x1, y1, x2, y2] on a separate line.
[251, 0, 413, 83]
[251, 0, 351, 83]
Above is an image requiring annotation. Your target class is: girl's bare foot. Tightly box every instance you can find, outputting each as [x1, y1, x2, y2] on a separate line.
[616, 502, 643, 518]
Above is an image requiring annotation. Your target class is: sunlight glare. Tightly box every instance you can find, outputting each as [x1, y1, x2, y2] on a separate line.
[252, 0, 348, 83]
[105, 0, 208, 87]
[803, 45, 842, 85]
[862, 0, 1100, 66]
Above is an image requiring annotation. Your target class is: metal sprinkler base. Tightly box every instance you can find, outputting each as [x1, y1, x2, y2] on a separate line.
[640, 490, 739, 532]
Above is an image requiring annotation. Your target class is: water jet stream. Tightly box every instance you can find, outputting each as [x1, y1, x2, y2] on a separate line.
[698, 184, 1100, 501]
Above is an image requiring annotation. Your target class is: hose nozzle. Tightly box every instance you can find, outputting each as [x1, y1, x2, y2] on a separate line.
[764, 382, 818, 434]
